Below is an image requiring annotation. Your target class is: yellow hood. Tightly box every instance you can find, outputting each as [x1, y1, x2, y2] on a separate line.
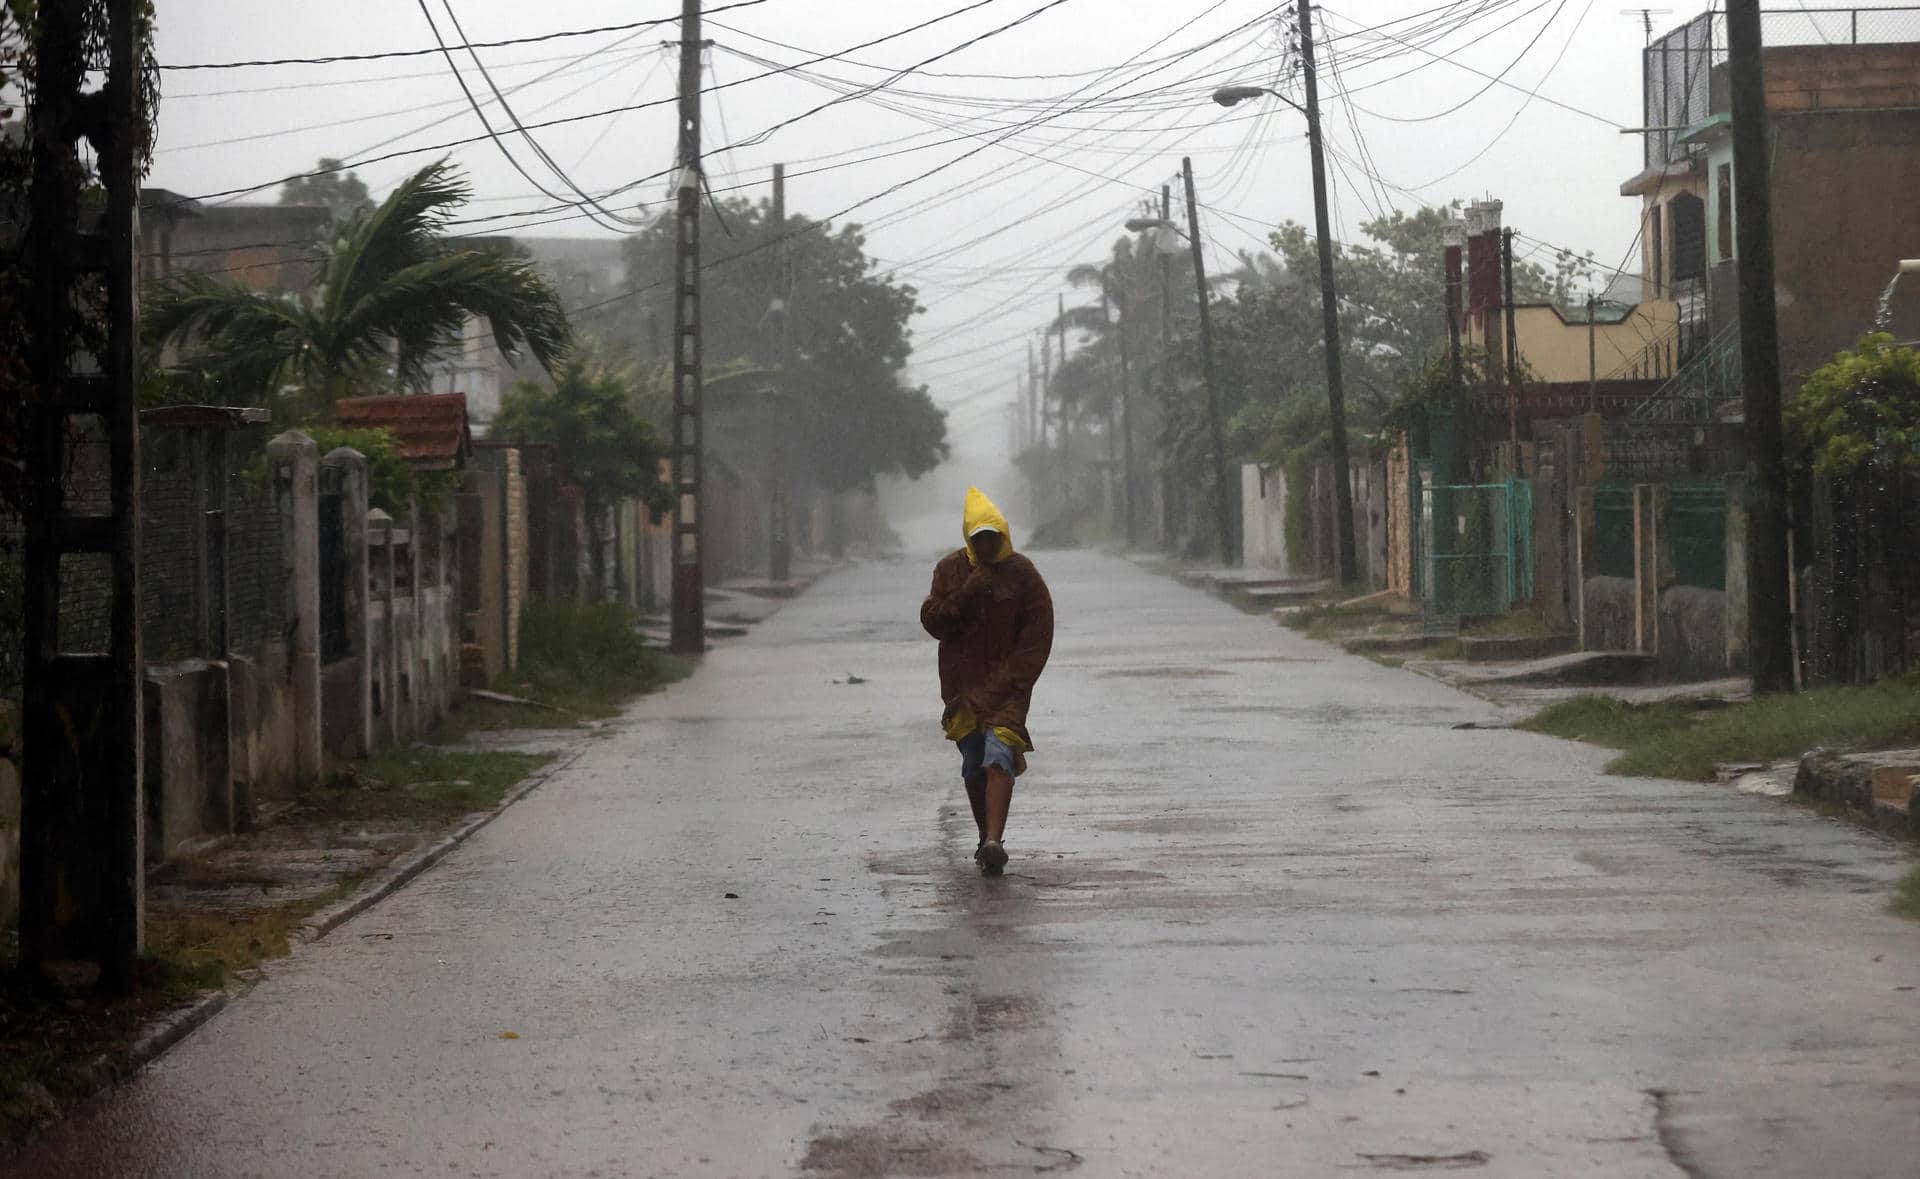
[962, 486, 1013, 565]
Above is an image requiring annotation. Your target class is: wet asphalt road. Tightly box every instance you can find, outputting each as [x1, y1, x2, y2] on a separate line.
[11, 551, 1920, 1178]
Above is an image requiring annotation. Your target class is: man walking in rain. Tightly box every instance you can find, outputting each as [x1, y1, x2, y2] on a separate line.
[919, 487, 1055, 876]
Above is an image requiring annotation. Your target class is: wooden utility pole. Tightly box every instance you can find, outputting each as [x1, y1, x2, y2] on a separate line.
[1727, 0, 1795, 693]
[1159, 182, 1175, 549]
[1026, 340, 1038, 451]
[1039, 329, 1050, 449]
[1588, 294, 1599, 412]
[769, 162, 791, 584]
[1109, 274, 1138, 548]
[669, 0, 705, 653]
[1183, 157, 1235, 565]
[1056, 293, 1070, 463]
[21, 0, 145, 990]
[1297, 0, 1358, 584]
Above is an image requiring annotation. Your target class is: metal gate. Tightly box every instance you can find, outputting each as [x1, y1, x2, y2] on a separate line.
[1420, 478, 1533, 631]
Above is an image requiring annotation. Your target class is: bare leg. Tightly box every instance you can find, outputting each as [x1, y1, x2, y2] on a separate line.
[983, 765, 1014, 843]
[963, 774, 988, 842]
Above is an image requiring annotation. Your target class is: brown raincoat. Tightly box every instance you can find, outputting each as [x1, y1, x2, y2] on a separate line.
[919, 489, 1054, 753]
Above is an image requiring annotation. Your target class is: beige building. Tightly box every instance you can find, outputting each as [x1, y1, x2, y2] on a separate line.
[1466, 299, 1683, 386]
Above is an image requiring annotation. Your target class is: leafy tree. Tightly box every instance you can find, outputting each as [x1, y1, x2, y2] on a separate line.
[490, 358, 672, 535]
[1787, 333, 1920, 477]
[146, 160, 571, 419]
[613, 197, 946, 494]
[279, 158, 374, 224]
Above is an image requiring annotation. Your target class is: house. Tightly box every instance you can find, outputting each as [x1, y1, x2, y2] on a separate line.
[137, 188, 203, 284]
[1623, 9, 1920, 394]
[1447, 199, 1683, 430]
[334, 391, 474, 470]
[164, 201, 333, 293]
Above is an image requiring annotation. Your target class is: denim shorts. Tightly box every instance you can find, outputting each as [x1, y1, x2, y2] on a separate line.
[957, 728, 1017, 785]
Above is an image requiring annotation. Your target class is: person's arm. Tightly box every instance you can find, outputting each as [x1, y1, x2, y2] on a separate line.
[920, 558, 990, 641]
[976, 569, 1054, 713]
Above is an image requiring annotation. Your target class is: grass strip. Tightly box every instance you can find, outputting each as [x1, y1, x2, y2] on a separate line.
[1525, 679, 1920, 781]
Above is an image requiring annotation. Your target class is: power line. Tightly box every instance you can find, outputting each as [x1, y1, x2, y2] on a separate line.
[723, 0, 1088, 153]
[1319, 0, 1622, 127]
[1403, 0, 1596, 188]
[158, 1, 768, 69]
[427, 0, 646, 229]
[160, 0, 1059, 211]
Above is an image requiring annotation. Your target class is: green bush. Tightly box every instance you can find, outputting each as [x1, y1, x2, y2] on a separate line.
[302, 424, 459, 515]
[509, 597, 688, 716]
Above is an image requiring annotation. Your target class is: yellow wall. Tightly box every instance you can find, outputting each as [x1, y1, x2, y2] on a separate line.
[1466, 299, 1680, 384]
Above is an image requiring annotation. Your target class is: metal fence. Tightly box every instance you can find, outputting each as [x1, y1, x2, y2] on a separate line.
[1421, 479, 1534, 627]
[1668, 481, 1729, 590]
[1591, 486, 1638, 581]
[1645, 7, 1920, 169]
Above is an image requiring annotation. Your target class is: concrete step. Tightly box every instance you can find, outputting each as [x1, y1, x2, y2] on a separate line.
[1343, 634, 1433, 655]
[1459, 633, 1577, 663]
[1442, 650, 1658, 686]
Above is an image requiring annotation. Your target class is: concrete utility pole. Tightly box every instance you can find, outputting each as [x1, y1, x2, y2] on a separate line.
[1183, 157, 1235, 565]
[1503, 228, 1520, 453]
[1297, 0, 1358, 584]
[669, 0, 705, 654]
[21, 0, 145, 990]
[769, 162, 791, 584]
[1726, 0, 1795, 693]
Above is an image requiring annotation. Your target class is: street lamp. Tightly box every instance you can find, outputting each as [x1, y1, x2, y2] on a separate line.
[1212, 84, 1304, 115]
[1210, 0, 1358, 586]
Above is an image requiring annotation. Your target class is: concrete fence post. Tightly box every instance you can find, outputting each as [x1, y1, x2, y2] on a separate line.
[321, 448, 371, 765]
[367, 508, 396, 750]
[268, 431, 322, 783]
[1632, 483, 1662, 656]
[407, 498, 425, 739]
[1574, 486, 1596, 651]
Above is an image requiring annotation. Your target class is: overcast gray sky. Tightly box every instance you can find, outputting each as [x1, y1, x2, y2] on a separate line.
[147, 0, 1900, 517]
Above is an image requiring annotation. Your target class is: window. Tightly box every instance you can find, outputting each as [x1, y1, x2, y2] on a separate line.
[1717, 164, 1734, 261]
[1670, 192, 1706, 283]
[1649, 204, 1664, 295]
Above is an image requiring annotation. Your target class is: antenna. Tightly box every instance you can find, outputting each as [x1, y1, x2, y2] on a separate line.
[1620, 8, 1673, 44]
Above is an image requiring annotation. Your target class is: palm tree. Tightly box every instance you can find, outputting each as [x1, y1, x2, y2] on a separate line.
[148, 160, 571, 417]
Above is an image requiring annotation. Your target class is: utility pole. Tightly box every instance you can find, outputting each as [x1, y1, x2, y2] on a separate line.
[1503, 228, 1520, 456]
[1727, 0, 1795, 693]
[669, 0, 705, 654]
[1183, 157, 1235, 565]
[1118, 282, 1137, 547]
[1159, 182, 1175, 548]
[1039, 329, 1050, 449]
[1056, 293, 1070, 464]
[1588, 293, 1599, 412]
[21, 0, 144, 990]
[769, 162, 791, 584]
[1297, 0, 1358, 584]
[1027, 340, 1038, 452]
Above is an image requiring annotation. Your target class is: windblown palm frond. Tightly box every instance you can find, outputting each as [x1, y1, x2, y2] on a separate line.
[146, 159, 571, 416]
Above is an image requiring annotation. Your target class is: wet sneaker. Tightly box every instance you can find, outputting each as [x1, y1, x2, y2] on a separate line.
[977, 839, 1008, 876]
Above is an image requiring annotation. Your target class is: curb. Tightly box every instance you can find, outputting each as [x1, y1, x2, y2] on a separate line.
[295, 741, 589, 945]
